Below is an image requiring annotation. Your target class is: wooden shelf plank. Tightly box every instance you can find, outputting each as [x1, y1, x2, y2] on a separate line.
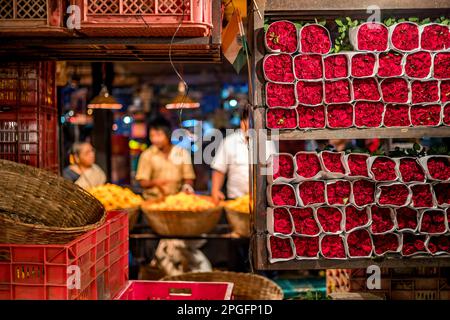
[273, 127, 450, 140]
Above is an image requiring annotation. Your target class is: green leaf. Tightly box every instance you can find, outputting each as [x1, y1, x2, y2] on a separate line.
[346, 17, 352, 23]
[318, 20, 327, 26]
[264, 24, 269, 32]
[413, 143, 421, 151]
[335, 19, 344, 27]
[384, 18, 393, 26]
[409, 17, 419, 23]
[293, 22, 303, 29]
[334, 44, 341, 52]
[398, 18, 406, 23]
[421, 18, 431, 25]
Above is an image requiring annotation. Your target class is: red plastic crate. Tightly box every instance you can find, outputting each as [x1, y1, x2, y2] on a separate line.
[115, 281, 234, 300]
[0, 211, 128, 300]
[0, 61, 58, 173]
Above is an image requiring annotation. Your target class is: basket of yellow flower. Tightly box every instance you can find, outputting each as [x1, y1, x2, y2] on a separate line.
[88, 184, 143, 231]
[141, 193, 223, 236]
[224, 195, 251, 237]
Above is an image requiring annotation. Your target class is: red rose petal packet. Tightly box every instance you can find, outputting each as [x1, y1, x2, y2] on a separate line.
[295, 152, 322, 179]
[396, 207, 419, 231]
[346, 229, 373, 257]
[352, 179, 375, 207]
[352, 78, 380, 101]
[347, 153, 369, 177]
[380, 78, 409, 103]
[300, 24, 331, 54]
[272, 207, 294, 235]
[296, 81, 324, 105]
[297, 105, 325, 129]
[266, 108, 297, 129]
[270, 184, 297, 206]
[271, 154, 295, 181]
[378, 51, 404, 77]
[266, 83, 296, 108]
[316, 206, 343, 233]
[402, 233, 427, 256]
[377, 183, 410, 206]
[265, 20, 298, 53]
[324, 79, 352, 104]
[298, 181, 325, 205]
[293, 236, 320, 258]
[345, 205, 369, 232]
[426, 235, 450, 255]
[372, 233, 401, 255]
[383, 104, 411, 127]
[441, 81, 450, 103]
[419, 209, 447, 234]
[294, 54, 323, 80]
[433, 53, 450, 79]
[411, 80, 439, 104]
[321, 151, 346, 175]
[324, 54, 349, 79]
[320, 234, 346, 259]
[370, 157, 398, 181]
[410, 183, 435, 208]
[354, 102, 384, 128]
[391, 22, 420, 51]
[290, 207, 321, 236]
[426, 156, 450, 181]
[370, 205, 395, 234]
[420, 24, 450, 51]
[326, 180, 351, 205]
[263, 54, 295, 83]
[405, 51, 432, 78]
[269, 236, 294, 260]
[351, 53, 377, 77]
[355, 23, 388, 51]
[433, 182, 450, 206]
[398, 158, 425, 183]
[326, 104, 353, 128]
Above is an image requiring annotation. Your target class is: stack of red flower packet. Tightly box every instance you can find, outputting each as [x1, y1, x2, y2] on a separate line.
[267, 151, 450, 262]
[263, 20, 450, 130]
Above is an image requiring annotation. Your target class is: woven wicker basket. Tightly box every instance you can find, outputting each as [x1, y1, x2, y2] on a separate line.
[225, 208, 250, 237]
[0, 160, 106, 244]
[141, 196, 222, 236]
[161, 271, 284, 300]
[124, 206, 140, 231]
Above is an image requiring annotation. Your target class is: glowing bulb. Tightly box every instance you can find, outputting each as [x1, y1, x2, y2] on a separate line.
[123, 116, 132, 124]
[229, 99, 238, 107]
[112, 124, 118, 131]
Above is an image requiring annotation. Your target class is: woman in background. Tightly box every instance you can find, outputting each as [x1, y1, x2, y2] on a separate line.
[63, 141, 106, 190]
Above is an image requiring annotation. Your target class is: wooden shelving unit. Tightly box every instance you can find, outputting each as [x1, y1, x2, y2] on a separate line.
[249, 0, 450, 270]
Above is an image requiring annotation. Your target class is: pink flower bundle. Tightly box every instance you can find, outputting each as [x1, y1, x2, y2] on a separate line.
[410, 104, 442, 127]
[441, 81, 450, 103]
[398, 158, 425, 183]
[351, 53, 377, 77]
[266, 21, 298, 53]
[380, 78, 409, 103]
[405, 51, 432, 79]
[372, 233, 401, 255]
[383, 104, 411, 127]
[297, 105, 326, 129]
[272, 154, 295, 180]
[347, 153, 369, 177]
[293, 236, 320, 258]
[354, 102, 384, 128]
[321, 151, 346, 175]
[444, 103, 450, 125]
[326, 104, 353, 128]
[290, 207, 320, 236]
[320, 235, 346, 259]
[324, 79, 352, 104]
[296, 81, 323, 105]
[266, 83, 296, 108]
[391, 22, 420, 51]
[377, 183, 410, 207]
[411, 184, 435, 208]
[316, 206, 343, 233]
[346, 229, 373, 257]
[355, 23, 389, 51]
[352, 179, 375, 207]
[433, 183, 450, 206]
[427, 235, 450, 254]
[269, 236, 294, 260]
[273, 207, 294, 234]
[298, 181, 325, 205]
[426, 156, 450, 181]
[326, 180, 351, 205]
[420, 24, 450, 51]
[345, 205, 369, 232]
[352, 78, 380, 101]
[271, 184, 297, 206]
[433, 53, 450, 79]
[324, 54, 349, 79]
[295, 152, 322, 178]
[396, 207, 419, 231]
[370, 205, 395, 234]
[411, 80, 439, 104]
[370, 157, 398, 181]
[263, 54, 295, 83]
[402, 233, 427, 256]
[294, 54, 323, 80]
[420, 210, 447, 234]
[300, 24, 331, 54]
[266, 108, 297, 129]
[377, 51, 404, 77]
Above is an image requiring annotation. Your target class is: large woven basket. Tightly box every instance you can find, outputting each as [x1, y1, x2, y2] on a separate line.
[124, 206, 140, 231]
[0, 160, 106, 244]
[225, 208, 250, 237]
[161, 271, 284, 300]
[141, 196, 222, 236]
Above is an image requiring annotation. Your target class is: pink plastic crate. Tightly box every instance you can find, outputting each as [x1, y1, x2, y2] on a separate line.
[114, 281, 234, 300]
[0, 211, 128, 300]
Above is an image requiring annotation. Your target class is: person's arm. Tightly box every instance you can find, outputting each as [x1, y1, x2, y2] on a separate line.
[211, 170, 226, 203]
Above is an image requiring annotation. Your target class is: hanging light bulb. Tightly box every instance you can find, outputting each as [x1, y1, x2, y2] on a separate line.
[165, 81, 200, 109]
[88, 85, 122, 110]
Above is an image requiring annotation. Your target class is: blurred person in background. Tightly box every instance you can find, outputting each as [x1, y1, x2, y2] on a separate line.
[63, 141, 106, 190]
